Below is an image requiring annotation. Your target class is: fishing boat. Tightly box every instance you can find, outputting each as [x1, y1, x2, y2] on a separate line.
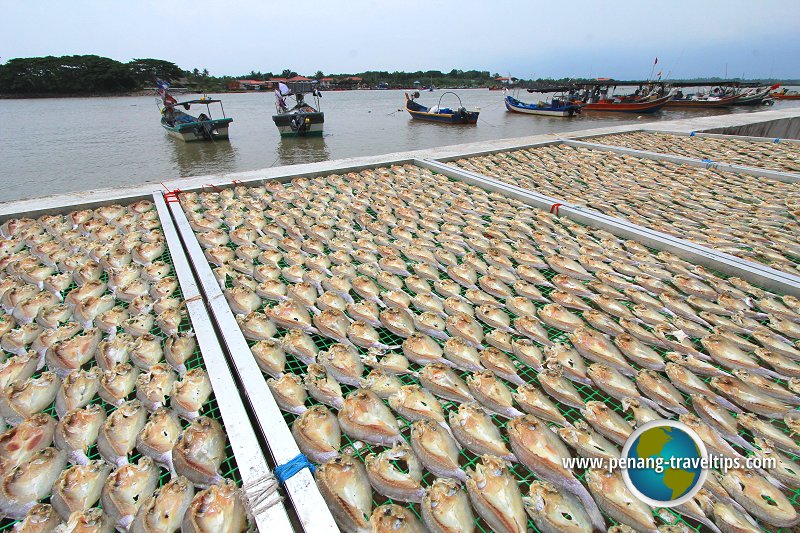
[528, 81, 671, 114]
[772, 88, 800, 100]
[272, 82, 324, 137]
[405, 91, 479, 124]
[579, 94, 672, 113]
[505, 94, 581, 117]
[665, 93, 742, 108]
[731, 86, 774, 106]
[159, 97, 233, 142]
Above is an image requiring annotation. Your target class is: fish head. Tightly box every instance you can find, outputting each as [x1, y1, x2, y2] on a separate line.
[678, 413, 702, 429]
[584, 401, 610, 419]
[369, 504, 422, 532]
[469, 454, 510, 486]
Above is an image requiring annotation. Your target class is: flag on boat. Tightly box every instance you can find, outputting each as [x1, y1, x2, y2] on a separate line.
[656, 70, 662, 78]
[275, 89, 288, 112]
[278, 82, 291, 96]
[155, 78, 177, 105]
[654, 57, 658, 65]
[155, 78, 170, 97]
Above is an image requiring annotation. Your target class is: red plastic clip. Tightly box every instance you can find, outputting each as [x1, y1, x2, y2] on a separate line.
[203, 183, 222, 192]
[232, 179, 243, 186]
[160, 182, 182, 204]
[164, 188, 182, 204]
[549, 203, 563, 216]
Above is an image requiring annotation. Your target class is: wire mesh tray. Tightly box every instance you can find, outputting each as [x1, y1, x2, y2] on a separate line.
[0, 200, 259, 530]
[172, 163, 800, 533]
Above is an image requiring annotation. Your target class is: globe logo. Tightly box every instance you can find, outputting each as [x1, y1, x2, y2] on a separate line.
[621, 420, 708, 507]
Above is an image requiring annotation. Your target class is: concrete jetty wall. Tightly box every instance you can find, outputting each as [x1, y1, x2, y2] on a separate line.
[702, 115, 800, 139]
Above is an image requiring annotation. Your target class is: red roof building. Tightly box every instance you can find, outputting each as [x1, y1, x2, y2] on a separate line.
[232, 79, 270, 90]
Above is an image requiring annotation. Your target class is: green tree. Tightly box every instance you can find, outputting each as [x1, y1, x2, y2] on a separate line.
[127, 58, 184, 83]
[314, 70, 324, 79]
[0, 55, 139, 94]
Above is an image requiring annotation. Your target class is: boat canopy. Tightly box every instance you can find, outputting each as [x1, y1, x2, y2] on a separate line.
[166, 99, 223, 106]
[528, 79, 765, 92]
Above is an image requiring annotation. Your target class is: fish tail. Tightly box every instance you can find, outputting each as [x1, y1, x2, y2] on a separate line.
[378, 343, 401, 350]
[572, 483, 606, 532]
[714, 395, 742, 413]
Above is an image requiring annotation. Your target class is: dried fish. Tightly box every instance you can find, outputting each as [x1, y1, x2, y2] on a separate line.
[101, 456, 159, 529]
[172, 417, 226, 488]
[136, 407, 181, 469]
[523, 480, 594, 533]
[369, 504, 425, 533]
[719, 468, 799, 527]
[54, 404, 106, 465]
[449, 402, 515, 461]
[365, 443, 424, 502]
[338, 389, 402, 446]
[51, 460, 111, 520]
[315, 455, 373, 532]
[508, 415, 605, 531]
[130, 475, 194, 533]
[267, 373, 308, 414]
[291, 405, 341, 463]
[465, 455, 527, 533]
[421, 478, 475, 533]
[0, 447, 67, 520]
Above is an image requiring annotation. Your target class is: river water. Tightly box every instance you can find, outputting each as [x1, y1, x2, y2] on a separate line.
[1, 89, 797, 202]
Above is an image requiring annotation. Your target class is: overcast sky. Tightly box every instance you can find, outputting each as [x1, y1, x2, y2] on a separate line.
[2, 0, 798, 79]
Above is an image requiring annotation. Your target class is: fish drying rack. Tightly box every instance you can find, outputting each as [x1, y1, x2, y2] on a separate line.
[1, 120, 799, 532]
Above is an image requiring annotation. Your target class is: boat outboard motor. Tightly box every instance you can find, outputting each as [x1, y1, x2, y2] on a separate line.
[195, 120, 216, 140]
[290, 114, 310, 135]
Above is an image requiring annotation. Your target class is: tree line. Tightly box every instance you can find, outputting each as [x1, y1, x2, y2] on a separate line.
[0, 56, 188, 94]
[2, 55, 796, 95]
[0, 56, 506, 94]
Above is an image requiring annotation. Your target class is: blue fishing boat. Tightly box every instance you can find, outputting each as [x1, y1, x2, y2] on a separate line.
[159, 98, 233, 142]
[405, 91, 479, 124]
[504, 94, 582, 117]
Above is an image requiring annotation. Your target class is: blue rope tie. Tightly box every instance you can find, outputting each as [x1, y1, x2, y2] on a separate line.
[274, 453, 316, 484]
[774, 138, 781, 143]
[689, 131, 696, 137]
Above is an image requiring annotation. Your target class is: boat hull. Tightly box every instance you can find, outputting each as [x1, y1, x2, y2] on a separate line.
[504, 96, 579, 117]
[272, 112, 325, 137]
[665, 94, 742, 108]
[731, 89, 772, 106]
[580, 95, 672, 113]
[161, 118, 232, 142]
[406, 104, 479, 123]
[404, 93, 479, 124]
[772, 93, 800, 100]
[407, 109, 479, 123]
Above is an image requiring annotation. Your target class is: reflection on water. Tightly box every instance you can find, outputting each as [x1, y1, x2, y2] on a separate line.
[277, 135, 331, 166]
[168, 138, 239, 177]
